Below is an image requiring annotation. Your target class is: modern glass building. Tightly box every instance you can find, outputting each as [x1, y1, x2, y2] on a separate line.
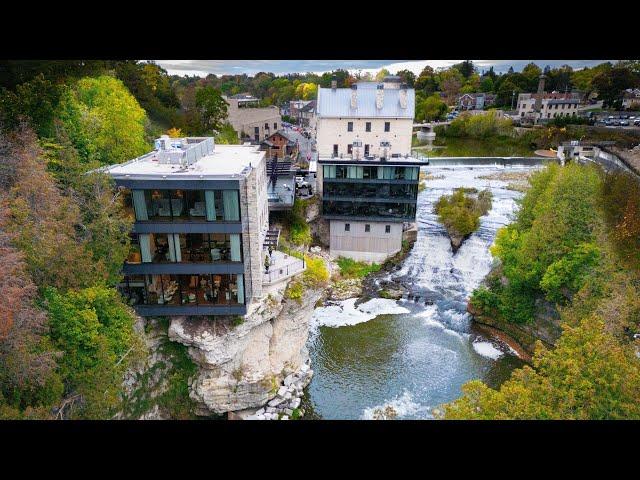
[104, 136, 270, 316]
[317, 157, 427, 262]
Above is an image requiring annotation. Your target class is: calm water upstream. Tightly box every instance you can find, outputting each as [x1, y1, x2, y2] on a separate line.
[305, 158, 549, 419]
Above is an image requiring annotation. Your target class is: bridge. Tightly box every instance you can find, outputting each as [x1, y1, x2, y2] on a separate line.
[413, 121, 451, 130]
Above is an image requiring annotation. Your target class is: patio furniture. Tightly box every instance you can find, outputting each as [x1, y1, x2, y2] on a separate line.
[188, 293, 196, 303]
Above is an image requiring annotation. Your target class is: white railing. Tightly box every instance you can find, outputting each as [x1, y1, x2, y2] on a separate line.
[263, 257, 306, 285]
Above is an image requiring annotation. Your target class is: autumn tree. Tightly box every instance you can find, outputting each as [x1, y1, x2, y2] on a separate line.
[0, 187, 63, 417]
[2, 126, 105, 290]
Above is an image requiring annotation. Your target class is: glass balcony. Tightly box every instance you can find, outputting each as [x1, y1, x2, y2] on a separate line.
[322, 200, 416, 220]
[120, 273, 245, 307]
[126, 189, 241, 222]
[126, 233, 243, 264]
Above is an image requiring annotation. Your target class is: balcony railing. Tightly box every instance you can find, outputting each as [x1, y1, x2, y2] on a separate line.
[263, 252, 306, 285]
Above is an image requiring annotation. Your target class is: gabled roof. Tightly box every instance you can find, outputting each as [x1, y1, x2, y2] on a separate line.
[317, 84, 415, 119]
[263, 130, 297, 145]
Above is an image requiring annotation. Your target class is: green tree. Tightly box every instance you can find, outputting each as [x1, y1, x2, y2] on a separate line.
[375, 68, 391, 82]
[57, 75, 149, 165]
[0, 74, 63, 137]
[195, 85, 229, 133]
[44, 286, 140, 419]
[442, 315, 640, 419]
[415, 94, 448, 122]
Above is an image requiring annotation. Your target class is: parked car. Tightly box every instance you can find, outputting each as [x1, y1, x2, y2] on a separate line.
[620, 120, 630, 126]
[634, 119, 640, 126]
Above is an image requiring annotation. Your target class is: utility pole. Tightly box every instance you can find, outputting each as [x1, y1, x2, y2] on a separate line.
[511, 90, 515, 110]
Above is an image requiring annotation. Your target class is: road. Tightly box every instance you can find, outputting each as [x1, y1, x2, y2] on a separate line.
[283, 127, 317, 163]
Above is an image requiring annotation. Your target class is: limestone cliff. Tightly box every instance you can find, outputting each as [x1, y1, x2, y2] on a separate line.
[168, 285, 323, 416]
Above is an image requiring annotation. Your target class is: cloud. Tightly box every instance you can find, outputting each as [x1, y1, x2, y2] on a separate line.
[154, 59, 613, 77]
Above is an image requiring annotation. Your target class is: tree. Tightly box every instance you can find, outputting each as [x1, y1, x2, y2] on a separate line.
[415, 94, 448, 122]
[0, 74, 63, 137]
[592, 65, 639, 108]
[44, 286, 140, 419]
[442, 315, 640, 419]
[396, 69, 416, 87]
[0, 159, 63, 416]
[375, 68, 391, 82]
[195, 85, 229, 133]
[415, 66, 439, 94]
[480, 76, 494, 93]
[453, 60, 476, 79]
[214, 122, 240, 145]
[3, 126, 105, 290]
[437, 68, 464, 103]
[166, 127, 182, 138]
[522, 62, 542, 91]
[57, 75, 149, 165]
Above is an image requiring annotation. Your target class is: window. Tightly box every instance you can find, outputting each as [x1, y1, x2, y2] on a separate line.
[347, 144, 353, 155]
[384, 122, 390, 132]
[345, 223, 350, 232]
[333, 144, 338, 157]
[265, 123, 269, 129]
[122, 273, 244, 307]
[347, 121, 353, 132]
[365, 122, 371, 132]
[385, 225, 391, 233]
[365, 224, 370, 232]
[273, 122, 277, 130]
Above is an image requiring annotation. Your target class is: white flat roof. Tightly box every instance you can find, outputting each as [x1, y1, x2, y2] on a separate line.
[104, 144, 265, 180]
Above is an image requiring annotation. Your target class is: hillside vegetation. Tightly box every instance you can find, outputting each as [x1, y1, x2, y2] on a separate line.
[442, 163, 640, 419]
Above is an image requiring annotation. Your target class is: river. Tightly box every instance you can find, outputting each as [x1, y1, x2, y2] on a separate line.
[304, 158, 548, 420]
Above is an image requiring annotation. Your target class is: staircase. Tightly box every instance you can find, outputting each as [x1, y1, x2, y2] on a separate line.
[263, 229, 280, 249]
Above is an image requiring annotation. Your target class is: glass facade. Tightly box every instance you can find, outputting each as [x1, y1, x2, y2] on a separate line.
[127, 189, 241, 222]
[323, 182, 417, 201]
[120, 273, 245, 307]
[323, 165, 419, 180]
[126, 233, 243, 264]
[322, 200, 416, 220]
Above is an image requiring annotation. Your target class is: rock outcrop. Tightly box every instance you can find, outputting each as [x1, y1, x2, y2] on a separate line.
[168, 285, 323, 416]
[468, 299, 562, 358]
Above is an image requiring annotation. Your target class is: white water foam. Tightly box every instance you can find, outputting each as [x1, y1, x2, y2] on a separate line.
[361, 391, 429, 420]
[311, 298, 410, 332]
[472, 341, 504, 360]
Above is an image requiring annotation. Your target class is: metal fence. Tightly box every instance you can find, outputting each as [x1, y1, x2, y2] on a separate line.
[263, 257, 306, 285]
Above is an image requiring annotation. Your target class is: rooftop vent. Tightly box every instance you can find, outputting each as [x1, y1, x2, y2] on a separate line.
[156, 137, 214, 166]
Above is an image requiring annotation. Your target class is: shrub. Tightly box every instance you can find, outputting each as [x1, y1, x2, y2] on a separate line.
[336, 257, 381, 279]
[285, 280, 304, 302]
[303, 256, 329, 287]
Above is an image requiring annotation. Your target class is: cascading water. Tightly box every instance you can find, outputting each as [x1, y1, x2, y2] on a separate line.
[305, 159, 547, 420]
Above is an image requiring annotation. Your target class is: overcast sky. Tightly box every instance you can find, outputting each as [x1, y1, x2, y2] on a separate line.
[154, 60, 613, 77]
